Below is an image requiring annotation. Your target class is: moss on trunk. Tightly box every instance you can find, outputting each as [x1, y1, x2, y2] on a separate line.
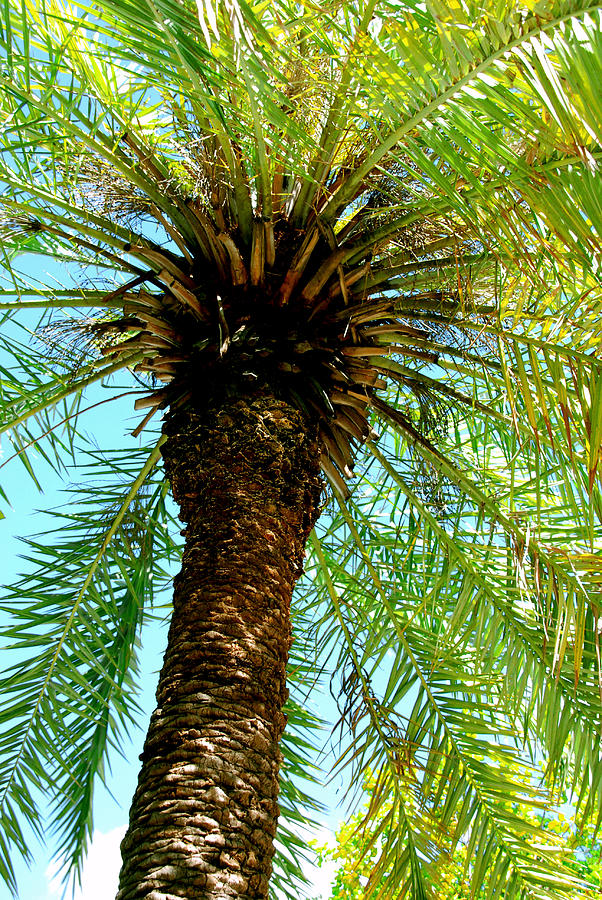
[116, 393, 322, 900]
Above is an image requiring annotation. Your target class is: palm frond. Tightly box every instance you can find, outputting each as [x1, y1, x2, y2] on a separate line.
[0, 440, 166, 888]
[306, 468, 598, 897]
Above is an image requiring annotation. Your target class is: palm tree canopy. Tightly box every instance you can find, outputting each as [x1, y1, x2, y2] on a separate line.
[1, 0, 602, 897]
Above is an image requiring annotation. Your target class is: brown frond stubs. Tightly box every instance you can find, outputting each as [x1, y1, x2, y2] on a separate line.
[89, 217, 455, 496]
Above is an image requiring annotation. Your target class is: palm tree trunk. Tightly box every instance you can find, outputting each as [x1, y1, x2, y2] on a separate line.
[116, 392, 322, 900]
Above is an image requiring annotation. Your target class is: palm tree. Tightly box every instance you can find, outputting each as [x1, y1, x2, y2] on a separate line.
[1, 0, 602, 897]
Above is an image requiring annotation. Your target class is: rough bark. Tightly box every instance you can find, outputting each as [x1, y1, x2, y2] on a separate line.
[116, 393, 322, 900]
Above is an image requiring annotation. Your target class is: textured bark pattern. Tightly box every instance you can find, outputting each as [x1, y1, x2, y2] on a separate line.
[117, 394, 322, 900]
